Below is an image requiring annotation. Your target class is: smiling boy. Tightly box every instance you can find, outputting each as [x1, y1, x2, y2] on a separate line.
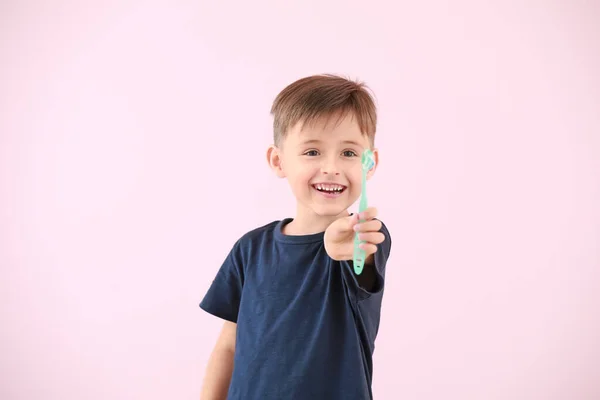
[199, 74, 392, 400]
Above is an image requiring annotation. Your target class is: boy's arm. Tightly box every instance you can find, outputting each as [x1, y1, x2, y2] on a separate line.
[200, 321, 237, 400]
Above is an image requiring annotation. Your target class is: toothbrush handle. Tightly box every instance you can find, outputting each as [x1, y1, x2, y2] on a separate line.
[354, 234, 366, 274]
[353, 186, 368, 275]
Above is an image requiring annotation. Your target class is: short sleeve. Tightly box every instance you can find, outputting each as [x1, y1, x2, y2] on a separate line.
[372, 220, 392, 282]
[199, 240, 245, 323]
[341, 219, 392, 300]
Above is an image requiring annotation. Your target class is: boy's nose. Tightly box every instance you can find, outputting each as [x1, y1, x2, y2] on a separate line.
[321, 160, 340, 175]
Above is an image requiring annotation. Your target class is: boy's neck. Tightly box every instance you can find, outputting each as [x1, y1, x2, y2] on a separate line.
[282, 204, 350, 236]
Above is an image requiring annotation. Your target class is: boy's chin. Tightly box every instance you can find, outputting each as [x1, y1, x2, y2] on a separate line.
[311, 204, 352, 218]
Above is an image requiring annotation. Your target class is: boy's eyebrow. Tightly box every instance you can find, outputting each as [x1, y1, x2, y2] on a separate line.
[299, 139, 363, 147]
[300, 139, 322, 145]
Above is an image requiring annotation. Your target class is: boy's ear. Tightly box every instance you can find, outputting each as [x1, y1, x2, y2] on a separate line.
[267, 145, 286, 178]
[366, 148, 379, 180]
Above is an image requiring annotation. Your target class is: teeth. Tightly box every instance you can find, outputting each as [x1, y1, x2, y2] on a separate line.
[314, 184, 344, 192]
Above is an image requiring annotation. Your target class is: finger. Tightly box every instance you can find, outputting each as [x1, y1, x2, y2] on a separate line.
[328, 214, 358, 236]
[348, 213, 360, 227]
[336, 213, 358, 233]
[354, 219, 382, 233]
[359, 242, 378, 256]
[358, 207, 378, 221]
[358, 232, 385, 245]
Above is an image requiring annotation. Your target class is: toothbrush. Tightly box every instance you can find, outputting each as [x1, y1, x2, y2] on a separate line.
[353, 149, 375, 275]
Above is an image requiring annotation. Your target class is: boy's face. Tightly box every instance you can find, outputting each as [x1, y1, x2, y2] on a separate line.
[267, 112, 378, 219]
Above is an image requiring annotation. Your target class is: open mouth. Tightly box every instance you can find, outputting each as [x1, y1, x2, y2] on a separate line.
[311, 183, 347, 196]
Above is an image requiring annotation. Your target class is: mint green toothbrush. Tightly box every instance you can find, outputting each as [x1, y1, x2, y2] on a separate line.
[353, 149, 375, 275]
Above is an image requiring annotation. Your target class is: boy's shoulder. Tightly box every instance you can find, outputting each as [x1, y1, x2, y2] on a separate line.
[239, 219, 280, 240]
[225, 220, 289, 270]
[231, 219, 284, 251]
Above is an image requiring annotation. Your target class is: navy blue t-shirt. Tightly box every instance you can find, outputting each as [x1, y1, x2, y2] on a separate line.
[200, 218, 392, 400]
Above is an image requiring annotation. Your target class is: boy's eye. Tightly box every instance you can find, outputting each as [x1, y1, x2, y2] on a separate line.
[304, 150, 319, 156]
[343, 150, 358, 157]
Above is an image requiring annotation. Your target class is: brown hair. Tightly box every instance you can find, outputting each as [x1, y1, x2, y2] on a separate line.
[270, 74, 377, 147]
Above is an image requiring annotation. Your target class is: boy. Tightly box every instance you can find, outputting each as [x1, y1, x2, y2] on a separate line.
[199, 74, 392, 400]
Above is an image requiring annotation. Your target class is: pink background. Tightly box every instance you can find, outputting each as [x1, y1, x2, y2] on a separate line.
[1, 1, 599, 399]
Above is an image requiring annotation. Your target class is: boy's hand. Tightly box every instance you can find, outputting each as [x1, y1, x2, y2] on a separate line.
[324, 207, 385, 262]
